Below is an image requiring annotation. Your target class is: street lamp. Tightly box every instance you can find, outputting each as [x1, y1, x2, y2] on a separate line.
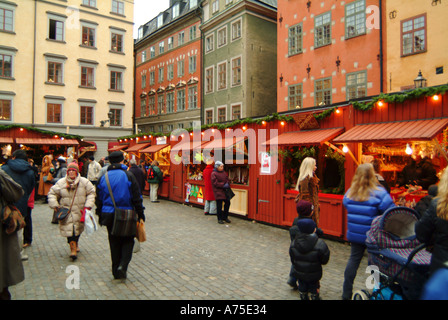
[414, 70, 427, 89]
[100, 111, 114, 127]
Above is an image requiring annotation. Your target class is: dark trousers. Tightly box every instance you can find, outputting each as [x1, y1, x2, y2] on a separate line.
[342, 242, 366, 299]
[298, 279, 319, 294]
[23, 207, 32, 244]
[216, 199, 230, 221]
[107, 226, 134, 277]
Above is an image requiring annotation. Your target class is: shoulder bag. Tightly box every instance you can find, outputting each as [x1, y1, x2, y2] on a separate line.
[57, 186, 78, 221]
[105, 172, 137, 237]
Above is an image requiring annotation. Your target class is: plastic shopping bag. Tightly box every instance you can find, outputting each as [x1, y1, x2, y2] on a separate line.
[85, 209, 98, 235]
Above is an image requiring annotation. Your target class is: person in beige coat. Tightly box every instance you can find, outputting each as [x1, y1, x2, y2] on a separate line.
[48, 162, 95, 261]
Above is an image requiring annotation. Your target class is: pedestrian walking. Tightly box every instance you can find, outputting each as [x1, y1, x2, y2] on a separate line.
[415, 167, 448, 275]
[147, 160, 163, 203]
[341, 163, 395, 300]
[0, 169, 26, 300]
[98, 156, 110, 179]
[47, 162, 96, 261]
[37, 155, 54, 199]
[128, 158, 146, 195]
[295, 157, 320, 225]
[289, 218, 330, 300]
[95, 151, 145, 280]
[372, 158, 390, 193]
[51, 156, 67, 184]
[287, 200, 324, 289]
[211, 161, 231, 224]
[203, 158, 217, 215]
[23, 188, 35, 248]
[87, 156, 102, 186]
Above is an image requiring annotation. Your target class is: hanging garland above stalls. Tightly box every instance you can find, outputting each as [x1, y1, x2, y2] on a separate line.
[0, 124, 83, 140]
[117, 113, 294, 141]
[314, 84, 448, 121]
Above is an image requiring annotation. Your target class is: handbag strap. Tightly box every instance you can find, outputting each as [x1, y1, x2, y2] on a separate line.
[66, 185, 78, 212]
[105, 172, 117, 209]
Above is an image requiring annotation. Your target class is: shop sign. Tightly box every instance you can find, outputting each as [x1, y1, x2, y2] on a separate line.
[260, 152, 272, 174]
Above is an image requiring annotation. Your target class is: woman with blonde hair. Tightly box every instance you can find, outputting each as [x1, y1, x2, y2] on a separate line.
[38, 155, 54, 198]
[416, 167, 448, 275]
[341, 163, 395, 300]
[295, 157, 320, 225]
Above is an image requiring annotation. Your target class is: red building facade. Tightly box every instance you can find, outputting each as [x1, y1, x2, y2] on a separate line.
[134, 1, 202, 134]
[277, 0, 384, 112]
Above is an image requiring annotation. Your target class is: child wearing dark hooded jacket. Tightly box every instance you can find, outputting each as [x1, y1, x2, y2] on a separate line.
[289, 218, 330, 300]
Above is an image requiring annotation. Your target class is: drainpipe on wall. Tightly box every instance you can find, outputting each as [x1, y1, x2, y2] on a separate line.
[379, 0, 384, 93]
[196, 5, 204, 126]
[32, 0, 37, 125]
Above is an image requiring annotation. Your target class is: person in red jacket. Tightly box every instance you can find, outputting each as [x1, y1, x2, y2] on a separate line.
[203, 158, 217, 215]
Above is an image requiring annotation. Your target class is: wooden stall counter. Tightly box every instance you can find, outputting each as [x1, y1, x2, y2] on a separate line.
[283, 189, 346, 240]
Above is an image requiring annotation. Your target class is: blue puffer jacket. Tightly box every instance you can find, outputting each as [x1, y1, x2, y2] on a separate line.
[343, 187, 395, 244]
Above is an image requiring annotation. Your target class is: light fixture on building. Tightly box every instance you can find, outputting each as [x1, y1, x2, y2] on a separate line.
[405, 143, 413, 155]
[100, 111, 114, 127]
[414, 70, 427, 88]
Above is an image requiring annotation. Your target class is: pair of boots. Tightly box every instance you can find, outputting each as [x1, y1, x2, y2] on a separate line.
[299, 291, 321, 300]
[69, 241, 80, 261]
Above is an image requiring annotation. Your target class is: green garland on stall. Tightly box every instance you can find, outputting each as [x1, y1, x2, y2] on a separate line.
[0, 124, 83, 140]
[314, 84, 448, 121]
[117, 113, 294, 141]
[278, 145, 318, 190]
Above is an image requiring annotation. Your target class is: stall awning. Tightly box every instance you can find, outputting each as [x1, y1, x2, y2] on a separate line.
[140, 144, 170, 153]
[0, 137, 13, 144]
[263, 128, 345, 146]
[79, 141, 97, 152]
[16, 138, 79, 145]
[108, 144, 128, 152]
[333, 118, 448, 143]
[125, 143, 151, 153]
[202, 136, 246, 150]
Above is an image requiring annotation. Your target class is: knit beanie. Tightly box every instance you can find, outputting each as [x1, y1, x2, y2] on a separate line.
[67, 162, 79, 174]
[214, 161, 224, 168]
[296, 200, 314, 217]
[297, 218, 317, 234]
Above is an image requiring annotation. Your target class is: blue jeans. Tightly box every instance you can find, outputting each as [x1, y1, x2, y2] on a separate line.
[342, 242, 366, 299]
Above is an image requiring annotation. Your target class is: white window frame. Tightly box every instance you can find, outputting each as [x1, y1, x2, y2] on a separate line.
[217, 61, 227, 90]
[108, 105, 123, 127]
[205, 66, 214, 94]
[0, 93, 14, 123]
[47, 12, 66, 42]
[110, 27, 125, 53]
[205, 34, 214, 53]
[217, 105, 227, 122]
[189, 55, 197, 73]
[231, 55, 242, 87]
[0, 1, 16, 33]
[80, 20, 97, 48]
[188, 86, 198, 110]
[79, 101, 95, 126]
[45, 55, 66, 85]
[79, 60, 97, 88]
[205, 107, 214, 125]
[172, 3, 180, 19]
[231, 18, 242, 41]
[212, 0, 219, 14]
[231, 103, 242, 120]
[0, 47, 16, 79]
[217, 26, 227, 48]
[111, 0, 124, 15]
[45, 97, 64, 124]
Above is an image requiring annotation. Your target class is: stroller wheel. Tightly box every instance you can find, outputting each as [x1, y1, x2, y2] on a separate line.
[352, 290, 370, 300]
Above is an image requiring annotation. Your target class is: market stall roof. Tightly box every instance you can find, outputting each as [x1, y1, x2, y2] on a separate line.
[262, 127, 345, 146]
[15, 137, 79, 145]
[333, 118, 448, 143]
[202, 136, 246, 150]
[0, 137, 13, 144]
[171, 139, 210, 152]
[140, 144, 170, 153]
[125, 142, 151, 153]
[108, 144, 128, 152]
[79, 140, 97, 152]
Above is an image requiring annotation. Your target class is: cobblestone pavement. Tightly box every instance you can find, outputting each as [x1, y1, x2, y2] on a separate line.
[10, 197, 369, 301]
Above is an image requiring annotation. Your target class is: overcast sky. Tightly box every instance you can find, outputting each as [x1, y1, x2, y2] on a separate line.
[133, 0, 171, 38]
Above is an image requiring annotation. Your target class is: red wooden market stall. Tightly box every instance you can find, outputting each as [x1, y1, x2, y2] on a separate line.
[116, 85, 448, 241]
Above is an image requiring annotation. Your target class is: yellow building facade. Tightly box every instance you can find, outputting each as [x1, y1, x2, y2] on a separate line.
[385, 0, 448, 92]
[0, 0, 134, 157]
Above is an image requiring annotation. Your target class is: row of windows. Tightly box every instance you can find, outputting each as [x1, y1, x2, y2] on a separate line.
[147, 121, 198, 134]
[211, 0, 235, 15]
[288, 71, 367, 109]
[0, 98, 123, 127]
[140, 86, 198, 117]
[141, 25, 198, 63]
[288, 0, 426, 57]
[205, 105, 241, 125]
[205, 18, 242, 53]
[141, 55, 197, 88]
[205, 57, 242, 94]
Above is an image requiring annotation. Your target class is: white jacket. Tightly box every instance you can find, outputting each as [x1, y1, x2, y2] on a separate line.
[87, 160, 102, 182]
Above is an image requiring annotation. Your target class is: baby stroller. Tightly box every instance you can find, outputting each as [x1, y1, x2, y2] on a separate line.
[352, 206, 432, 300]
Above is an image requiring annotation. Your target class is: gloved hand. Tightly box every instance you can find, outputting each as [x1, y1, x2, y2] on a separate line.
[223, 183, 230, 189]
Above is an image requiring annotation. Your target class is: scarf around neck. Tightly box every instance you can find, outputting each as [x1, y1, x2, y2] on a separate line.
[66, 174, 80, 189]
